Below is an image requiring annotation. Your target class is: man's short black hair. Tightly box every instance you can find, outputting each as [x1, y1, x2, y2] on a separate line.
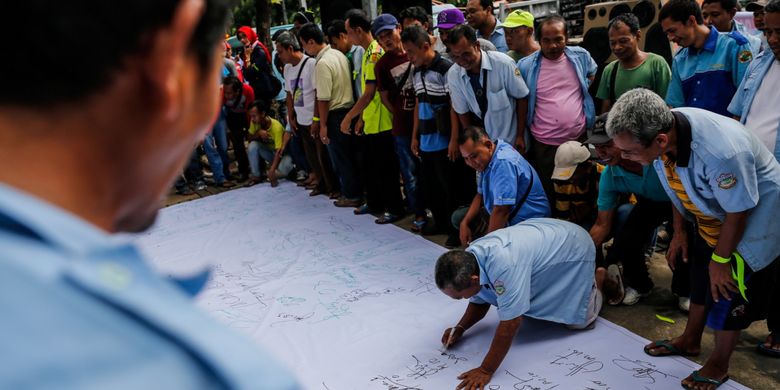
[702, 0, 738, 11]
[223, 76, 243, 92]
[250, 99, 268, 114]
[344, 8, 372, 32]
[608, 13, 641, 35]
[326, 19, 348, 39]
[660, 0, 704, 25]
[299, 22, 325, 44]
[445, 24, 478, 46]
[767, 0, 780, 13]
[478, 0, 493, 11]
[458, 126, 489, 146]
[539, 15, 569, 37]
[292, 9, 314, 25]
[399, 6, 432, 30]
[0, 0, 233, 108]
[400, 25, 431, 47]
[435, 250, 479, 291]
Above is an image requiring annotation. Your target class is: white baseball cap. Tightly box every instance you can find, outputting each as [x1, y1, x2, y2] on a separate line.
[552, 141, 591, 180]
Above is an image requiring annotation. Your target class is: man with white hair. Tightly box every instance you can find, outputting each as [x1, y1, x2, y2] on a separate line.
[606, 88, 780, 389]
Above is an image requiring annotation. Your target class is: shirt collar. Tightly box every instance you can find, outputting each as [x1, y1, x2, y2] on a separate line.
[0, 184, 115, 256]
[459, 50, 492, 81]
[702, 26, 719, 53]
[671, 111, 693, 167]
[485, 140, 508, 172]
[316, 45, 331, 61]
[492, 20, 505, 37]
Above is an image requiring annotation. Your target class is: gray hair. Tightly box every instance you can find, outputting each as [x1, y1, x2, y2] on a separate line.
[434, 250, 479, 291]
[606, 88, 673, 146]
[276, 31, 301, 52]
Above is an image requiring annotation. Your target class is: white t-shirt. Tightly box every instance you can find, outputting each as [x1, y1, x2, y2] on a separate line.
[745, 61, 780, 154]
[283, 55, 316, 126]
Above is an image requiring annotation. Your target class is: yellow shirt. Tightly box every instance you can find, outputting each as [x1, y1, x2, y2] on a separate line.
[315, 45, 354, 111]
[662, 155, 722, 247]
[360, 40, 393, 135]
[248, 118, 285, 150]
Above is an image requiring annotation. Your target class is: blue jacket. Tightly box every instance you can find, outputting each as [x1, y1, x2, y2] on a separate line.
[518, 46, 598, 130]
[728, 50, 780, 160]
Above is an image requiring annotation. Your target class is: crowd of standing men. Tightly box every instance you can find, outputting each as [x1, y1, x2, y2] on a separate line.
[178, 0, 780, 388]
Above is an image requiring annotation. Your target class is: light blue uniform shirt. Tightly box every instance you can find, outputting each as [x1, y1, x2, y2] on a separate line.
[728, 50, 780, 160]
[271, 51, 288, 102]
[477, 140, 551, 225]
[448, 50, 529, 145]
[665, 26, 753, 117]
[467, 218, 595, 324]
[476, 20, 508, 53]
[0, 185, 298, 390]
[732, 21, 763, 55]
[597, 164, 670, 211]
[652, 108, 780, 271]
[518, 46, 598, 131]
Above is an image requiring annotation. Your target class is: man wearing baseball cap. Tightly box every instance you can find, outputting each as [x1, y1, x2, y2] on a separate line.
[502, 10, 540, 62]
[585, 113, 688, 308]
[435, 8, 497, 59]
[550, 141, 599, 228]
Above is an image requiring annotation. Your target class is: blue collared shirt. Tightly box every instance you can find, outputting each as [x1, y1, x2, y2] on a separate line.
[477, 140, 550, 224]
[666, 26, 754, 116]
[476, 20, 508, 53]
[728, 50, 780, 160]
[448, 50, 530, 145]
[518, 46, 598, 131]
[652, 108, 780, 271]
[0, 185, 298, 389]
[467, 218, 595, 324]
[597, 164, 670, 211]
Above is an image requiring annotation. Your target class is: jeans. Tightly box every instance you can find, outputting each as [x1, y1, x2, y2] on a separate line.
[175, 149, 204, 191]
[299, 123, 339, 194]
[394, 135, 424, 217]
[420, 149, 461, 235]
[325, 109, 362, 200]
[203, 133, 226, 184]
[211, 109, 231, 178]
[247, 141, 294, 178]
[225, 111, 250, 176]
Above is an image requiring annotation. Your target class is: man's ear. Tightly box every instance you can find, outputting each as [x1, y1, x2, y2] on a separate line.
[470, 274, 481, 286]
[139, 0, 205, 124]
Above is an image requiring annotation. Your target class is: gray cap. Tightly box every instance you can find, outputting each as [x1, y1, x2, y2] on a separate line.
[585, 113, 611, 145]
[746, 0, 768, 11]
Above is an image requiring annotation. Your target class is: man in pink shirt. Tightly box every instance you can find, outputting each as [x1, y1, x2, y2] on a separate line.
[517, 15, 597, 204]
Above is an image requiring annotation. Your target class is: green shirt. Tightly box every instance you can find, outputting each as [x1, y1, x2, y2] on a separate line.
[248, 118, 285, 150]
[360, 40, 393, 135]
[596, 53, 671, 103]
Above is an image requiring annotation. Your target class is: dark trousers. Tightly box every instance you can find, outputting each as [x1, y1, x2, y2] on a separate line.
[528, 137, 558, 209]
[225, 112, 250, 176]
[175, 148, 204, 191]
[606, 199, 689, 296]
[299, 124, 339, 194]
[325, 110, 362, 200]
[420, 149, 463, 236]
[364, 131, 405, 215]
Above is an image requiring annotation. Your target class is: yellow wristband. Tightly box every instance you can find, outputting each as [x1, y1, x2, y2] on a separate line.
[711, 252, 732, 264]
[312, 116, 320, 122]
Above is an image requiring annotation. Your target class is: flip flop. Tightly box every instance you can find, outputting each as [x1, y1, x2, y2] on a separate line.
[644, 340, 699, 357]
[682, 370, 729, 389]
[410, 218, 427, 233]
[757, 332, 780, 358]
[354, 204, 372, 215]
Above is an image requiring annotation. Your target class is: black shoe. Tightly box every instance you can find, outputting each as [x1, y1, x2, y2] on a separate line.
[444, 235, 461, 249]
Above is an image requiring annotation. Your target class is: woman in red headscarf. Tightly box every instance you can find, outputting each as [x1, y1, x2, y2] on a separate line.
[236, 26, 279, 101]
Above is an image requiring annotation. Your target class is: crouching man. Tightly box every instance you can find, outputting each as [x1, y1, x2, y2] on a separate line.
[434, 218, 603, 389]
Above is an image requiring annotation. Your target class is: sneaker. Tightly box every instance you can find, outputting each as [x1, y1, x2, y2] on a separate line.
[678, 296, 690, 312]
[622, 287, 650, 306]
[195, 180, 207, 191]
[296, 170, 308, 181]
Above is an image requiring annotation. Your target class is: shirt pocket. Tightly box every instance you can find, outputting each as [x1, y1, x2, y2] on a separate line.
[488, 89, 511, 112]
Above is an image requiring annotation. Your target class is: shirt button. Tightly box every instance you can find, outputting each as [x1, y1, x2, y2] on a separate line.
[692, 142, 698, 148]
[697, 81, 701, 85]
[693, 98, 697, 101]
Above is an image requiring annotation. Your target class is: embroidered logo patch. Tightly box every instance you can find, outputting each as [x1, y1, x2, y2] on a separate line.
[514, 68, 521, 77]
[716, 173, 738, 189]
[739, 50, 753, 63]
[494, 280, 506, 295]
